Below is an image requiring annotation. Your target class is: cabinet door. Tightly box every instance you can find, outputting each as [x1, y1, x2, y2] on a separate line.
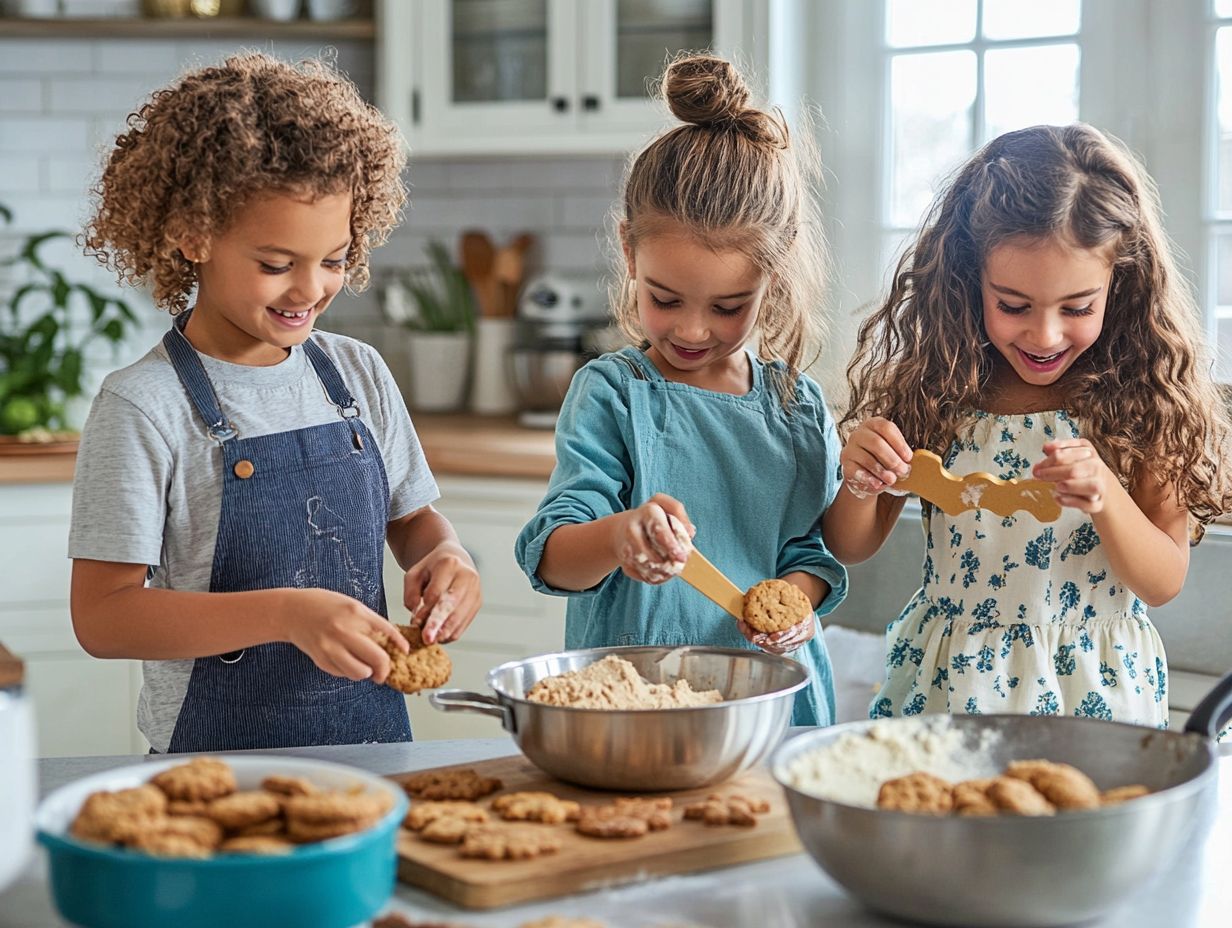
[417, 0, 580, 148]
[577, 0, 750, 139]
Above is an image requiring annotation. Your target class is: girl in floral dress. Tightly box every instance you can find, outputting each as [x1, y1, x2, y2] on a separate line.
[823, 124, 1232, 726]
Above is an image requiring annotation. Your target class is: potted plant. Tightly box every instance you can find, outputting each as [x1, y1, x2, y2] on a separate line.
[400, 240, 475, 412]
[0, 204, 137, 443]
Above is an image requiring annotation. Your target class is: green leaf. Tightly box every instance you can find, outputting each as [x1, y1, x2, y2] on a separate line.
[0, 203, 11, 224]
[20, 231, 70, 272]
[50, 271, 70, 308]
[53, 348, 83, 395]
[101, 318, 125, 342]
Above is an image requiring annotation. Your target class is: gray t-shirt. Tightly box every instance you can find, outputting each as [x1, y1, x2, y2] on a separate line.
[68, 329, 439, 752]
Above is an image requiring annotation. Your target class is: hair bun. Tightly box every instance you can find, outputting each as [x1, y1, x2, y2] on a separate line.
[662, 54, 750, 126]
[661, 53, 784, 146]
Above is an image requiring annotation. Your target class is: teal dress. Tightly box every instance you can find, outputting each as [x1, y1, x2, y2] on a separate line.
[514, 347, 848, 726]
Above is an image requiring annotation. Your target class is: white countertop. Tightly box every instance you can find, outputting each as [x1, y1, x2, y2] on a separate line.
[2, 738, 1230, 928]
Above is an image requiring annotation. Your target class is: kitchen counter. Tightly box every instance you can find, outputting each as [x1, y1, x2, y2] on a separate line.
[2, 738, 1230, 928]
[0, 414, 557, 485]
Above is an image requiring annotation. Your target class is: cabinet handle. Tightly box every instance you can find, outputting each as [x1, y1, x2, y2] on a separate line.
[582, 95, 601, 111]
[552, 96, 570, 112]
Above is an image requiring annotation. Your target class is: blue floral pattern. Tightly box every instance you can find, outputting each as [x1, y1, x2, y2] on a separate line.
[872, 410, 1169, 728]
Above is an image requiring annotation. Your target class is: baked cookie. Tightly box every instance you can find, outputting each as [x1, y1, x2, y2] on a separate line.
[519, 919, 607, 928]
[1101, 784, 1150, 805]
[374, 623, 452, 694]
[459, 825, 562, 860]
[166, 799, 211, 816]
[1005, 759, 1101, 810]
[419, 816, 475, 845]
[742, 579, 812, 634]
[260, 774, 318, 798]
[576, 797, 673, 838]
[490, 791, 581, 825]
[876, 773, 954, 815]
[284, 790, 389, 842]
[985, 776, 1055, 816]
[219, 835, 294, 855]
[404, 799, 489, 832]
[150, 757, 236, 802]
[401, 768, 503, 802]
[683, 792, 770, 826]
[952, 779, 999, 817]
[71, 785, 168, 843]
[127, 830, 213, 858]
[205, 790, 281, 830]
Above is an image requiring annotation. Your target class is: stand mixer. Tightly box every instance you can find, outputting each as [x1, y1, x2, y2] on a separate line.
[508, 273, 608, 428]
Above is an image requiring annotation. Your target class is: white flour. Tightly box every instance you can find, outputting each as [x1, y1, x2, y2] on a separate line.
[782, 717, 1001, 807]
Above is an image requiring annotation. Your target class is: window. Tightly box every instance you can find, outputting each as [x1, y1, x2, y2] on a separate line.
[1211, 0, 1232, 380]
[883, 0, 1081, 270]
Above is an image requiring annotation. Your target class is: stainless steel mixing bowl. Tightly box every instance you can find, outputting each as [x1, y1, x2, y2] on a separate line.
[771, 672, 1232, 928]
[430, 645, 809, 790]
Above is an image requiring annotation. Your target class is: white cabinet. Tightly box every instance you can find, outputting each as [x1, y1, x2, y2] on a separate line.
[378, 0, 766, 155]
[0, 483, 145, 758]
[384, 475, 565, 740]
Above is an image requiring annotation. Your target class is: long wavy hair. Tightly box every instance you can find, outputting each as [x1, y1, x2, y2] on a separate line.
[83, 52, 407, 314]
[608, 53, 829, 406]
[841, 123, 1231, 529]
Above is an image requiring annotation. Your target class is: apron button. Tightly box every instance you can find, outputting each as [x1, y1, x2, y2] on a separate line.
[233, 460, 255, 479]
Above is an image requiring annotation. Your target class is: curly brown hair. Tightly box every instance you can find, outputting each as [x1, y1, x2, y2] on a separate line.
[83, 52, 407, 315]
[842, 123, 1232, 529]
[609, 53, 829, 406]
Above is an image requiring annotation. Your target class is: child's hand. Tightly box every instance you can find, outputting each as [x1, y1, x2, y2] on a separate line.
[737, 614, 815, 655]
[840, 417, 914, 498]
[282, 589, 408, 683]
[403, 541, 482, 645]
[1032, 438, 1112, 513]
[612, 494, 696, 584]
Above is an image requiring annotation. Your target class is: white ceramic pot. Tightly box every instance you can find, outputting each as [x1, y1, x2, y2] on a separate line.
[0, 686, 36, 894]
[304, 0, 355, 20]
[249, 0, 299, 20]
[406, 331, 471, 412]
[470, 317, 518, 415]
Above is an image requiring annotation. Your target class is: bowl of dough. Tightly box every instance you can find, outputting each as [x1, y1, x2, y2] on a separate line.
[431, 645, 809, 791]
[36, 754, 407, 928]
[771, 682, 1232, 928]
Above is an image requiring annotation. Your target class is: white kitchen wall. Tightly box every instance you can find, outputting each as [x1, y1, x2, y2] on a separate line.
[0, 31, 625, 416]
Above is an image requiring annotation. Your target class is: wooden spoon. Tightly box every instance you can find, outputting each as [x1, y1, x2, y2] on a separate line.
[460, 231, 499, 317]
[678, 548, 745, 621]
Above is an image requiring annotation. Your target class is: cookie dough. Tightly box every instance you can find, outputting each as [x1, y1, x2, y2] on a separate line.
[525, 655, 722, 710]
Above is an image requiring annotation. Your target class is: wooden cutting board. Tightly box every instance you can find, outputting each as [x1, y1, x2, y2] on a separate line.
[392, 755, 801, 909]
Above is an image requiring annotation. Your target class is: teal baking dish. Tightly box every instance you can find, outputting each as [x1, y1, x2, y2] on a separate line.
[36, 754, 407, 928]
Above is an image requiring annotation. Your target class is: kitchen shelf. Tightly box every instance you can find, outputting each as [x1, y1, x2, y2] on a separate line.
[0, 16, 374, 40]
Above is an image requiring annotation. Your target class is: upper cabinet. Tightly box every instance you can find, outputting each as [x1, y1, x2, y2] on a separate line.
[378, 0, 769, 156]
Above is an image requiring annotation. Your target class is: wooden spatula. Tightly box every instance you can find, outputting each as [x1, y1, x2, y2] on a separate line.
[678, 548, 745, 620]
[893, 449, 1061, 522]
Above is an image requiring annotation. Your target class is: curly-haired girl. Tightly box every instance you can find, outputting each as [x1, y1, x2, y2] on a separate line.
[824, 123, 1232, 726]
[70, 52, 480, 753]
[515, 54, 847, 726]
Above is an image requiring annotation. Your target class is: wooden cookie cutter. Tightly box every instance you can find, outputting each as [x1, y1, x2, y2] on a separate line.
[892, 449, 1061, 522]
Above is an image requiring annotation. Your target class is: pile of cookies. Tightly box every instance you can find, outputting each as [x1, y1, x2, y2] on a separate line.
[876, 758, 1150, 816]
[398, 767, 775, 860]
[69, 756, 394, 857]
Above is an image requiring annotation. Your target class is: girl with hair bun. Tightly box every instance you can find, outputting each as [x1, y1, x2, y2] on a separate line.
[516, 53, 847, 726]
[69, 52, 480, 753]
[824, 124, 1232, 727]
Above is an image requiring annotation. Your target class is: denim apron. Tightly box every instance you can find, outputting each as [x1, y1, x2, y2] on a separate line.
[162, 315, 412, 752]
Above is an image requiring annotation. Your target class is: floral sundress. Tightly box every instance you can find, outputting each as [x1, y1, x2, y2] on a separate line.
[871, 409, 1169, 728]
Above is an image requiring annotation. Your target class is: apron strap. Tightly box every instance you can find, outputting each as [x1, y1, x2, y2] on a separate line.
[162, 312, 238, 443]
[302, 338, 361, 419]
